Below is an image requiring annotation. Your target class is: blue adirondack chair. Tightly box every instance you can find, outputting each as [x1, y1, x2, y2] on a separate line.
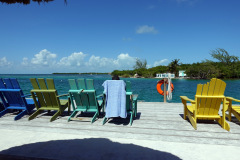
[0, 78, 35, 120]
[68, 79, 104, 123]
[102, 80, 138, 125]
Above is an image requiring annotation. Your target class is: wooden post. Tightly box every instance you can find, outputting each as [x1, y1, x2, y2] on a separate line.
[164, 78, 167, 103]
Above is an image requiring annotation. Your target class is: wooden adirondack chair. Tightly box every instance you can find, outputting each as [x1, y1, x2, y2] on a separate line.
[0, 78, 35, 120]
[68, 79, 104, 123]
[102, 81, 138, 126]
[180, 78, 230, 131]
[28, 78, 70, 122]
[226, 97, 240, 122]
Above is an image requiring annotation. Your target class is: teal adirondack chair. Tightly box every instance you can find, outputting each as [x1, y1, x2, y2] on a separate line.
[0, 78, 35, 120]
[28, 78, 70, 122]
[102, 80, 138, 126]
[68, 79, 104, 123]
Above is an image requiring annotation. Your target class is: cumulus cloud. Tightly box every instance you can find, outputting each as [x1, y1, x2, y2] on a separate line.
[154, 59, 169, 66]
[136, 25, 158, 34]
[0, 57, 12, 67]
[86, 53, 136, 71]
[58, 52, 87, 66]
[31, 49, 57, 66]
[18, 49, 139, 73]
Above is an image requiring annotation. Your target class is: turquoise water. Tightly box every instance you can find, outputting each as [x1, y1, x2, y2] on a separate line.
[0, 74, 240, 103]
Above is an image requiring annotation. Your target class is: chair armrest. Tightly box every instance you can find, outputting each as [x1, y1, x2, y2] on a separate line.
[57, 94, 69, 98]
[180, 96, 195, 104]
[97, 94, 104, 99]
[132, 94, 138, 101]
[226, 97, 240, 103]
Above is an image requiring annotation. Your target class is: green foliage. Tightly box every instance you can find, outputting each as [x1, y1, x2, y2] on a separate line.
[111, 48, 240, 79]
[168, 59, 180, 76]
[133, 58, 147, 70]
[185, 61, 220, 79]
[210, 48, 239, 64]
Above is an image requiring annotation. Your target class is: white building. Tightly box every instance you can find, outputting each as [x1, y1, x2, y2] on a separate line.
[179, 70, 186, 77]
[156, 73, 175, 78]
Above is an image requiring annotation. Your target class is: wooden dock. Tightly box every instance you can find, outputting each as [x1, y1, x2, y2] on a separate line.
[0, 102, 240, 160]
[0, 102, 240, 145]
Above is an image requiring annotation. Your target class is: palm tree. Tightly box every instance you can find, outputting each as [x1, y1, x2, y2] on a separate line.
[168, 59, 180, 77]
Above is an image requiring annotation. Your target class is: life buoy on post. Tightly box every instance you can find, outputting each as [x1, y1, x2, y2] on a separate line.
[156, 79, 174, 95]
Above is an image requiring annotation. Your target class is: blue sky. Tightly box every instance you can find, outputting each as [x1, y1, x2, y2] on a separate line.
[0, 0, 240, 74]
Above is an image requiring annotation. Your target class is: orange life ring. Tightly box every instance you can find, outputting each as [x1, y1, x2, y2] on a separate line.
[156, 79, 174, 96]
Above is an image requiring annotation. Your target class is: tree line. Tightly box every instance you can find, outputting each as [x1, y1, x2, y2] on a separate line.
[111, 48, 240, 79]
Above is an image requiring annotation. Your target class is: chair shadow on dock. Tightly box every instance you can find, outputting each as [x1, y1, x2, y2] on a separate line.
[0, 138, 181, 160]
[105, 112, 141, 126]
[179, 114, 231, 129]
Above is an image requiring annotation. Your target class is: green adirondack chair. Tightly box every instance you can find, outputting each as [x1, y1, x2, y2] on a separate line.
[28, 78, 70, 122]
[68, 79, 104, 123]
[102, 80, 138, 126]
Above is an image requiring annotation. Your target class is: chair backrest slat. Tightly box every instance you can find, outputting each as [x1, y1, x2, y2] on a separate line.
[38, 78, 53, 107]
[46, 79, 59, 107]
[0, 79, 6, 89]
[77, 79, 86, 90]
[86, 79, 94, 90]
[69, 79, 78, 90]
[86, 79, 97, 108]
[198, 83, 208, 115]
[211, 79, 226, 115]
[195, 84, 203, 96]
[126, 81, 131, 92]
[88, 91, 97, 109]
[10, 78, 21, 89]
[30, 78, 46, 107]
[4, 79, 13, 89]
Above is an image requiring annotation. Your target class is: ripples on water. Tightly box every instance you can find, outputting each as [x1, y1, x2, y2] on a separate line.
[0, 74, 240, 103]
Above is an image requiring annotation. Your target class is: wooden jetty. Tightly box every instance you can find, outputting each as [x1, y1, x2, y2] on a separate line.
[0, 102, 240, 160]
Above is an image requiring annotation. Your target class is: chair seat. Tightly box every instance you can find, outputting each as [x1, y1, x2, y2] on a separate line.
[186, 105, 194, 113]
[232, 106, 240, 113]
[26, 98, 35, 105]
[60, 99, 69, 105]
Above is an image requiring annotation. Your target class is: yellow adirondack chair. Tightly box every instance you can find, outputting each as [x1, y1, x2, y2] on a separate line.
[180, 78, 230, 131]
[226, 97, 240, 122]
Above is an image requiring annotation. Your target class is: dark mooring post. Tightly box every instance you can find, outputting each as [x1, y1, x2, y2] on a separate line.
[164, 78, 167, 103]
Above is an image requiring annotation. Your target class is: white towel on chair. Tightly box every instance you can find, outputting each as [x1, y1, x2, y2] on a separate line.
[102, 80, 126, 118]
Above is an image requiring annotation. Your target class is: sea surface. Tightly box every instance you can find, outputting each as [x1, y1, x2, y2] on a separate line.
[0, 74, 240, 103]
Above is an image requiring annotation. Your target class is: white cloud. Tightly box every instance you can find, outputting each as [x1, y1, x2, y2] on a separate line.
[0, 57, 12, 67]
[86, 53, 136, 71]
[116, 53, 136, 69]
[58, 52, 87, 66]
[21, 57, 28, 66]
[31, 49, 57, 66]
[18, 49, 139, 73]
[136, 25, 158, 34]
[154, 59, 169, 66]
